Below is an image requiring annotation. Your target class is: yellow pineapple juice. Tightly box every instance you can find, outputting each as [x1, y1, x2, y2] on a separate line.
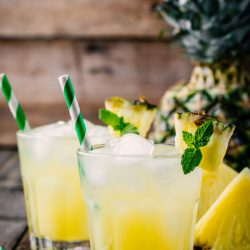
[17, 122, 110, 249]
[77, 145, 202, 250]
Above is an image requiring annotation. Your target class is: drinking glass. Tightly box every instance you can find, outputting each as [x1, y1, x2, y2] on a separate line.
[17, 131, 109, 249]
[77, 145, 201, 250]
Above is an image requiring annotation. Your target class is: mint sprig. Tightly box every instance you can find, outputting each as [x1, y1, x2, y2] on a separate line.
[181, 120, 213, 174]
[98, 109, 139, 135]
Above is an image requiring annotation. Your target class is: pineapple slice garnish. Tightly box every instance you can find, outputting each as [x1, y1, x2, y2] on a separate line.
[197, 162, 237, 221]
[104, 96, 157, 137]
[175, 112, 235, 172]
[195, 168, 250, 250]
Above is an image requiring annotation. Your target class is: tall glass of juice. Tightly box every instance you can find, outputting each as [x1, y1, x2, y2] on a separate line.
[17, 121, 110, 250]
[77, 144, 201, 250]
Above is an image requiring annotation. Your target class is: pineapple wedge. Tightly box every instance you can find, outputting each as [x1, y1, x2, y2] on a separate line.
[197, 162, 237, 221]
[175, 112, 235, 171]
[195, 168, 250, 250]
[105, 96, 157, 137]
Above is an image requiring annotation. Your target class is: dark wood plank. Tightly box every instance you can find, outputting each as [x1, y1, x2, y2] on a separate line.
[0, 153, 22, 190]
[0, 150, 26, 249]
[0, 219, 27, 250]
[0, 40, 79, 104]
[80, 42, 192, 102]
[0, 0, 165, 39]
[0, 41, 191, 104]
[0, 151, 13, 167]
[0, 189, 26, 220]
[0, 40, 79, 146]
[0, 152, 26, 220]
[0, 40, 192, 145]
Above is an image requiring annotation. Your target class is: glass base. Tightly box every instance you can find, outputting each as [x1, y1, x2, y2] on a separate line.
[30, 235, 90, 250]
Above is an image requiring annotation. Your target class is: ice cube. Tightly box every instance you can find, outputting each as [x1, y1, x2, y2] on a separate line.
[87, 125, 109, 137]
[114, 133, 154, 155]
[29, 119, 110, 138]
[87, 125, 113, 145]
[105, 138, 120, 147]
[29, 120, 76, 137]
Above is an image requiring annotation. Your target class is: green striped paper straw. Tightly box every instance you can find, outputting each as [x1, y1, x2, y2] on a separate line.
[58, 74, 92, 150]
[0, 74, 30, 131]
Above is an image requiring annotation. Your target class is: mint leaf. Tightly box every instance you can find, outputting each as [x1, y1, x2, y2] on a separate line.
[121, 123, 139, 135]
[194, 121, 213, 148]
[182, 131, 194, 146]
[99, 109, 139, 135]
[181, 148, 202, 174]
[99, 109, 121, 128]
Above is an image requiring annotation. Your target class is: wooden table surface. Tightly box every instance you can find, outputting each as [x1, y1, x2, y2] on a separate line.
[0, 148, 30, 249]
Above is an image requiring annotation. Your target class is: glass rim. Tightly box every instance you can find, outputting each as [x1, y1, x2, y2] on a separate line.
[16, 130, 111, 141]
[77, 144, 181, 159]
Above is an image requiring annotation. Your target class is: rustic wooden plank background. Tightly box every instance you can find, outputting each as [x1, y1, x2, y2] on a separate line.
[0, 0, 192, 145]
[0, 0, 165, 38]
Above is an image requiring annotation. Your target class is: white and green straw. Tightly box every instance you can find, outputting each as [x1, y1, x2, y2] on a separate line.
[0, 73, 30, 131]
[59, 74, 92, 150]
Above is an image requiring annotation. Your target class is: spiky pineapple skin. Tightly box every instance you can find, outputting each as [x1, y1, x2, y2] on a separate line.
[152, 65, 250, 171]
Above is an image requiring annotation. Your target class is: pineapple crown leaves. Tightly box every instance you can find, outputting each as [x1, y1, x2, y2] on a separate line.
[156, 0, 250, 64]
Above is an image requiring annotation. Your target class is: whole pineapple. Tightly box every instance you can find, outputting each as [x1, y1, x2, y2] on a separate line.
[153, 0, 250, 171]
